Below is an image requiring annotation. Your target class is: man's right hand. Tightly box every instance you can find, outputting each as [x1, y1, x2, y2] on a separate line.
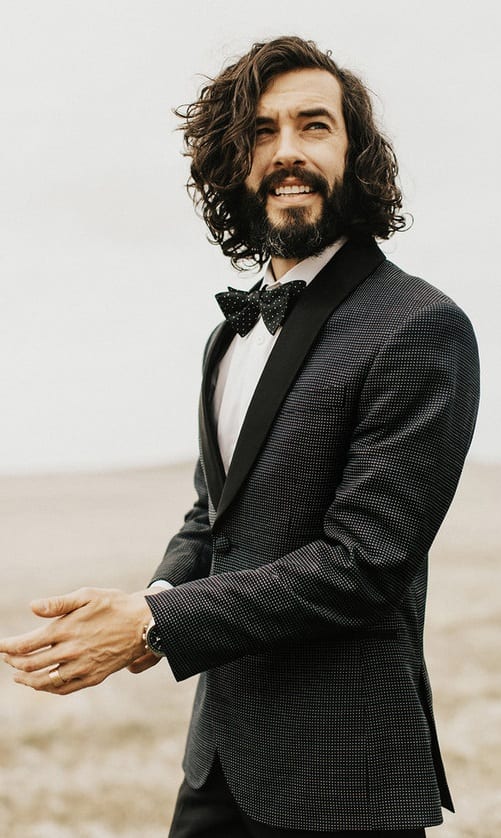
[127, 651, 162, 675]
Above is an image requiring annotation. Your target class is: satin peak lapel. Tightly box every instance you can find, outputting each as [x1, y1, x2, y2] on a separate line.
[198, 320, 233, 512]
[214, 239, 386, 526]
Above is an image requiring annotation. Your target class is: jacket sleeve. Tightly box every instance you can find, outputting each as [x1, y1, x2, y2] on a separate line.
[149, 456, 213, 587]
[147, 300, 480, 680]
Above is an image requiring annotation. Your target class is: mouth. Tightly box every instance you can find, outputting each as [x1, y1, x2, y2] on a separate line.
[268, 183, 318, 205]
[256, 169, 326, 208]
[272, 184, 315, 197]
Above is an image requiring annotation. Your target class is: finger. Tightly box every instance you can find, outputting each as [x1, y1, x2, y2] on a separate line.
[13, 665, 98, 695]
[0, 593, 87, 654]
[0, 625, 55, 656]
[14, 670, 82, 695]
[4, 642, 73, 673]
[127, 653, 161, 674]
[30, 587, 94, 618]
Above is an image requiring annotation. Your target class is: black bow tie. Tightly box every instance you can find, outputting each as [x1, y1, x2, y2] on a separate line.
[215, 280, 306, 337]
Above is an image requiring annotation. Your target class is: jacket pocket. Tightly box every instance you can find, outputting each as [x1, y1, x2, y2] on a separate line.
[280, 384, 348, 415]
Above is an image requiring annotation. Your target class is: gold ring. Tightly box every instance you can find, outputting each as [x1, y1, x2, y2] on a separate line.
[48, 668, 67, 688]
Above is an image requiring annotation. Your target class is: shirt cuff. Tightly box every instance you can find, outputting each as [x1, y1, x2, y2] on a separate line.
[148, 580, 173, 590]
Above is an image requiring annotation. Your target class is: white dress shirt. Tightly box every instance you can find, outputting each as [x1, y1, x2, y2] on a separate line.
[213, 239, 346, 473]
[150, 238, 346, 592]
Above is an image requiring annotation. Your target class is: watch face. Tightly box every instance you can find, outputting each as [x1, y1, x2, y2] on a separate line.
[146, 625, 165, 657]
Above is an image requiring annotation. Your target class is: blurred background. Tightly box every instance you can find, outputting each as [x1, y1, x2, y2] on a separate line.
[1, 1, 499, 835]
[1, 0, 500, 473]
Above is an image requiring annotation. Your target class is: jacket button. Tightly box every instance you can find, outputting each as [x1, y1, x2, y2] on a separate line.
[215, 534, 231, 555]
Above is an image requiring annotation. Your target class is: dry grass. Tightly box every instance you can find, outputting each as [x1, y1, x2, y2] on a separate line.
[0, 461, 499, 836]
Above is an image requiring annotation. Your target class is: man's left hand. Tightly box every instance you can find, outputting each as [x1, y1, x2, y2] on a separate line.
[0, 587, 153, 695]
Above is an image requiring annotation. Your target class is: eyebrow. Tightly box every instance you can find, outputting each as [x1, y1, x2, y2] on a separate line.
[297, 107, 337, 122]
[255, 107, 338, 126]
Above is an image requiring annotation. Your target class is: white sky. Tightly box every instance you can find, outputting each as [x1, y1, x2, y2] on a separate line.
[1, 0, 499, 473]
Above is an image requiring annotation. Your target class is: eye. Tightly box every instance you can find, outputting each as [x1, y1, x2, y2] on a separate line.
[255, 126, 274, 137]
[305, 121, 330, 131]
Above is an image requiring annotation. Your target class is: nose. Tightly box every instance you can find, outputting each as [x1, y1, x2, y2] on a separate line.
[271, 127, 306, 168]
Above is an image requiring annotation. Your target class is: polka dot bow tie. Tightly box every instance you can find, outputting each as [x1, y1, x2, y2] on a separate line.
[215, 280, 307, 337]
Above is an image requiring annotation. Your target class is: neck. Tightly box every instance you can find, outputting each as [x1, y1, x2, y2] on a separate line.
[270, 256, 301, 281]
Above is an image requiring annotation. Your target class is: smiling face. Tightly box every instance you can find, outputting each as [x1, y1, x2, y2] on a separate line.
[245, 68, 349, 234]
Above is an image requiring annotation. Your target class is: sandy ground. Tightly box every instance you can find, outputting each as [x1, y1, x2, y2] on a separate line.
[0, 460, 499, 837]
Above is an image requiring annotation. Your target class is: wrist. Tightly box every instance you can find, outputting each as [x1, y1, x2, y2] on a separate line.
[142, 616, 166, 658]
[129, 590, 157, 660]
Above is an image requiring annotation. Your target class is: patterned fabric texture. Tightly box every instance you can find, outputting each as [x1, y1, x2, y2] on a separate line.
[147, 243, 480, 832]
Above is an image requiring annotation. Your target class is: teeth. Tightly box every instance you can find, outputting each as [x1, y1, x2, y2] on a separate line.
[274, 185, 313, 196]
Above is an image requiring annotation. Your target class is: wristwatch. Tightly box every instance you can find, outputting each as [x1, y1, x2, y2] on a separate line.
[143, 617, 166, 658]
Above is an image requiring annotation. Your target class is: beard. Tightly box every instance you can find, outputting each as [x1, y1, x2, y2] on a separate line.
[232, 166, 352, 261]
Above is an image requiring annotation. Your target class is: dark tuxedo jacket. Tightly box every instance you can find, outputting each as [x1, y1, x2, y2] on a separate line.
[147, 239, 480, 832]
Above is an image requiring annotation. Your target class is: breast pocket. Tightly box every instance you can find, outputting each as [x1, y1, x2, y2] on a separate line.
[280, 384, 347, 415]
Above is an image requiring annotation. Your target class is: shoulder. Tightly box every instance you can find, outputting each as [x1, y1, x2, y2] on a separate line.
[360, 261, 480, 391]
[371, 257, 462, 310]
[349, 255, 476, 339]
[320, 252, 479, 379]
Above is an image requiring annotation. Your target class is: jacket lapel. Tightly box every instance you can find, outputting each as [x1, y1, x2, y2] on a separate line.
[198, 320, 233, 511]
[213, 239, 386, 525]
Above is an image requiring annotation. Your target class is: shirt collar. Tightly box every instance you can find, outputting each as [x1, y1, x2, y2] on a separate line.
[263, 237, 347, 289]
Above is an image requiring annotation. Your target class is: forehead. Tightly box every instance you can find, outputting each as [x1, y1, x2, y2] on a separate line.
[257, 68, 344, 116]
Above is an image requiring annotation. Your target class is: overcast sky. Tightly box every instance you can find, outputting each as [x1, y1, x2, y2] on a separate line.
[1, 0, 499, 473]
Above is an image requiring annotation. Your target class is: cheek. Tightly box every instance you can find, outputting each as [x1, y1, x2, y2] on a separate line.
[244, 169, 259, 194]
[320, 148, 347, 184]
[245, 177, 257, 194]
[245, 149, 269, 191]
[335, 147, 348, 178]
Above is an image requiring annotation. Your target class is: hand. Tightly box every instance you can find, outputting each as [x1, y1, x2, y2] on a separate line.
[0, 586, 154, 695]
[127, 651, 162, 674]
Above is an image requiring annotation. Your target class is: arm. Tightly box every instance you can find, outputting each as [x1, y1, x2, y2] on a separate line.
[0, 459, 214, 689]
[147, 300, 480, 681]
[0, 587, 153, 693]
[149, 456, 213, 587]
[0, 303, 479, 692]
[128, 457, 212, 673]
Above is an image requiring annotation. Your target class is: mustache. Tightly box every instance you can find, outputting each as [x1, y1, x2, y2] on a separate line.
[256, 166, 330, 202]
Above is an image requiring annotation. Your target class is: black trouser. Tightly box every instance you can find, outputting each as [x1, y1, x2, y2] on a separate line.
[168, 756, 427, 838]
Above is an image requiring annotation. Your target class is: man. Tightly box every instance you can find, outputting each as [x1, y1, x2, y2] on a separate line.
[1, 36, 480, 837]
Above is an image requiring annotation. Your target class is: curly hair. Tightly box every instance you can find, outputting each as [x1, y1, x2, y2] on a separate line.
[176, 36, 407, 269]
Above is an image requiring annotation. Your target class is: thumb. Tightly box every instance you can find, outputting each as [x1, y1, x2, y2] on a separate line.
[30, 587, 93, 618]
